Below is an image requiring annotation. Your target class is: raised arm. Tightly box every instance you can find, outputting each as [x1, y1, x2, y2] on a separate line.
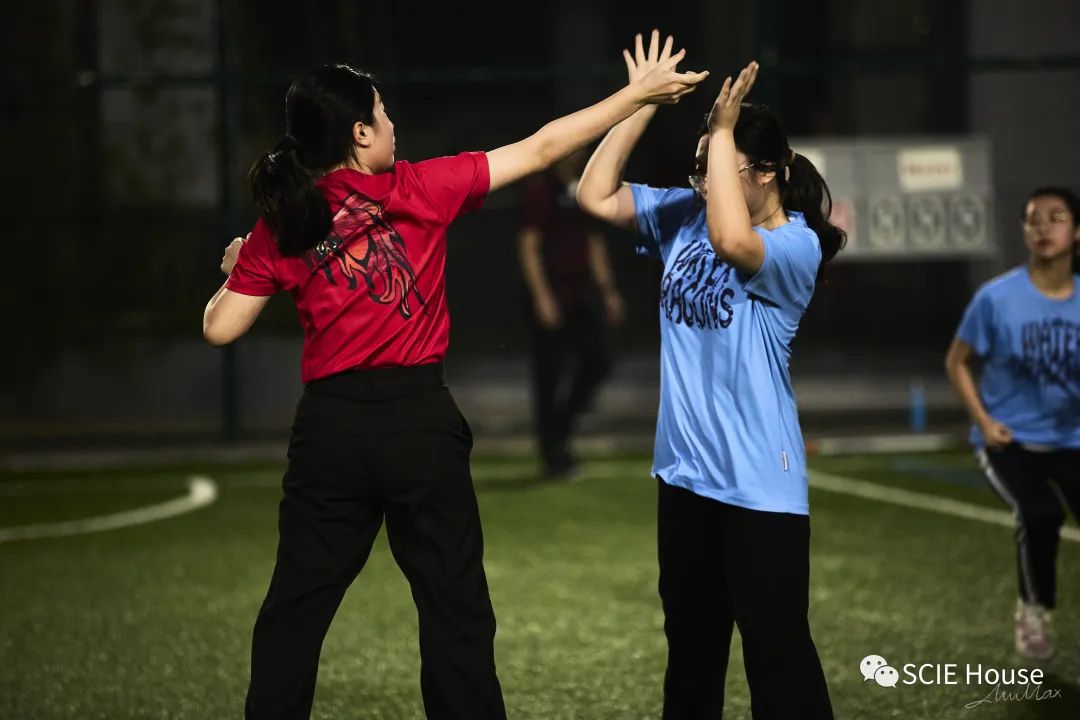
[705, 61, 764, 274]
[486, 31, 707, 194]
[577, 33, 673, 230]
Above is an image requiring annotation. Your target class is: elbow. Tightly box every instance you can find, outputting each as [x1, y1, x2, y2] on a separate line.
[706, 226, 736, 260]
[203, 327, 233, 347]
[202, 318, 237, 347]
[575, 182, 600, 218]
[944, 353, 959, 380]
[533, 127, 560, 174]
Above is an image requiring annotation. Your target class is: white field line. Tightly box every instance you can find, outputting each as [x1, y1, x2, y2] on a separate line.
[6, 460, 1073, 546]
[808, 469, 1080, 544]
[0, 476, 218, 543]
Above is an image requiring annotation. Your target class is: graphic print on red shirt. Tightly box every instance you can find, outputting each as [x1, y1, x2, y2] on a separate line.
[304, 193, 425, 319]
[225, 151, 489, 382]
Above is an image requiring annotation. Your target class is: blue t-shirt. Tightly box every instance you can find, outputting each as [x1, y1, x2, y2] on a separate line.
[630, 184, 821, 515]
[955, 267, 1080, 449]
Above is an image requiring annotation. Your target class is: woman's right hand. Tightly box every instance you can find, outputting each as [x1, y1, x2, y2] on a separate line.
[220, 234, 248, 276]
[624, 30, 709, 106]
[979, 417, 1014, 449]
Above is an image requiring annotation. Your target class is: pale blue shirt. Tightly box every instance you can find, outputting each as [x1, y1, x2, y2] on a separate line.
[955, 267, 1080, 449]
[631, 184, 821, 515]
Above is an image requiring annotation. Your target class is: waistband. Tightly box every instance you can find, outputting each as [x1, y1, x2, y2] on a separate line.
[305, 362, 446, 400]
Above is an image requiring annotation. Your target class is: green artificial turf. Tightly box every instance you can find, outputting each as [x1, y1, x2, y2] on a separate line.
[1, 453, 1077, 719]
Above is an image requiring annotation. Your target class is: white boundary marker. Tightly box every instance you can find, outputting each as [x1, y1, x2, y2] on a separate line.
[0, 476, 218, 543]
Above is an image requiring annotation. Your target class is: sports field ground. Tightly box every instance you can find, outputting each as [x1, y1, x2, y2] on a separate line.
[2, 452, 1078, 719]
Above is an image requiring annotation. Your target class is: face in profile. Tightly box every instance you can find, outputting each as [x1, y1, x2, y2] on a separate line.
[363, 90, 396, 172]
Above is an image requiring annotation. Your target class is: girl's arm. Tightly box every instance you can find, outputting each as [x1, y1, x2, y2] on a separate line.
[577, 33, 674, 229]
[202, 237, 272, 346]
[944, 338, 1013, 448]
[705, 62, 765, 274]
[486, 31, 706, 194]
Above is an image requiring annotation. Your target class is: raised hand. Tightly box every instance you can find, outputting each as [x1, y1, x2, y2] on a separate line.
[708, 60, 759, 132]
[624, 29, 709, 106]
[623, 29, 674, 83]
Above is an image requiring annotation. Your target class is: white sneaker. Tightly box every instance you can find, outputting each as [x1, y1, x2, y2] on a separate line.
[1015, 599, 1055, 660]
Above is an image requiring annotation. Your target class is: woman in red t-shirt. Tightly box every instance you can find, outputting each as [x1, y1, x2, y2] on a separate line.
[203, 33, 706, 720]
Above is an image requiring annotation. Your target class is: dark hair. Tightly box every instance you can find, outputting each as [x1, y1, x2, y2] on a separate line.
[728, 103, 846, 281]
[1023, 186, 1080, 274]
[248, 64, 378, 256]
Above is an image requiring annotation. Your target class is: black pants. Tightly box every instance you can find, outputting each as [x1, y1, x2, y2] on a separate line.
[657, 480, 833, 720]
[529, 297, 612, 468]
[245, 364, 506, 720]
[976, 443, 1080, 609]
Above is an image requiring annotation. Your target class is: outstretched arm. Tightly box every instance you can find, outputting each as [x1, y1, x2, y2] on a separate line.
[577, 32, 672, 230]
[486, 31, 707, 194]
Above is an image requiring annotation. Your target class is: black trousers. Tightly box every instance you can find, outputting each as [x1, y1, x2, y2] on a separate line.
[528, 296, 612, 467]
[657, 480, 833, 720]
[976, 443, 1080, 609]
[245, 364, 506, 720]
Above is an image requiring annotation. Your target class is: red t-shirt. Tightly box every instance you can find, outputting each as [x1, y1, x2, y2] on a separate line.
[226, 152, 490, 383]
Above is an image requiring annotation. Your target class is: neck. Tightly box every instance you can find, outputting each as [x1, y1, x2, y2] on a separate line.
[751, 197, 786, 230]
[1027, 254, 1075, 297]
[327, 156, 375, 175]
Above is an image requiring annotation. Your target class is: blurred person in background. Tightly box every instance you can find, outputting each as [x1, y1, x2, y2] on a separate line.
[202, 40, 707, 720]
[578, 40, 841, 720]
[945, 186, 1080, 660]
[518, 150, 624, 480]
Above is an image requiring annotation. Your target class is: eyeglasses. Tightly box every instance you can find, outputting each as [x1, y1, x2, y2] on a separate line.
[1023, 211, 1073, 229]
[688, 162, 756, 194]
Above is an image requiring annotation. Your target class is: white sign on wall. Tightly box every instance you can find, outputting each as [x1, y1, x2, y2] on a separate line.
[897, 147, 964, 193]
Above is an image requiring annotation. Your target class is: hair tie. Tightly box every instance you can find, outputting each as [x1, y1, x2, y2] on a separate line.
[787, 149, 797, 166]
[276, 133, 301, 153]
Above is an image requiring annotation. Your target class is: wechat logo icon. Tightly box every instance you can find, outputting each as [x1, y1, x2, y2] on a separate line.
[861, 654, 900, 688]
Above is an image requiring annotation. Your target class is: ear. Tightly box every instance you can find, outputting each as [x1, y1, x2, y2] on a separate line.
[352, 121, 371, 149]
[755, 169, 776, 188]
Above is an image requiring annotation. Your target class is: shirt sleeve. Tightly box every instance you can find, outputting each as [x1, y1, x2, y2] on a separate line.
[742, 224, 821, 310]
[412, 151, 491, 225]
[629, 184, 696, 260]
[955, 286, 995, 357]
[225, 220, 281, 296]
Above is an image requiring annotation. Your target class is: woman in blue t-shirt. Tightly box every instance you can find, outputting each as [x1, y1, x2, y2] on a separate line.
[945, 186, 1080, 660]
[578, 45, 842, 719]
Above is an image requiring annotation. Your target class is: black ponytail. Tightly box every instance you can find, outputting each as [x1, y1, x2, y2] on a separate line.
[733, 103, 846, 281]
[782, 152, 846, 280]
[248, 135, 332, 256]
[1024, 186, 1080, 275]
[248, 64, 378, 256]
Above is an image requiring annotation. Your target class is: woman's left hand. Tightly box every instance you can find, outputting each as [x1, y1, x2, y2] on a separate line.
[708, 61, 759, 132]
